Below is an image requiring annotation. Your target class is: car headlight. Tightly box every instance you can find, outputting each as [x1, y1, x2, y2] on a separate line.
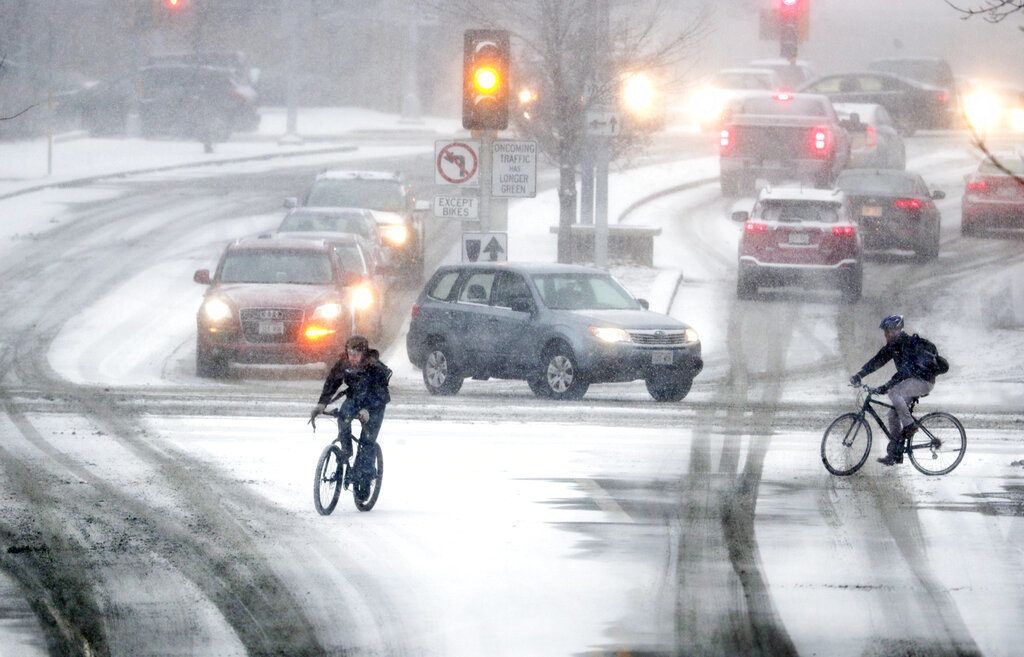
[683, 328, 700, 344]
[589, 326, 631, 343]
[203, 298, 232, 322]
[382, 224, 409, 246]
[351, 285, 374, 311]
[312, 302, 342, 321]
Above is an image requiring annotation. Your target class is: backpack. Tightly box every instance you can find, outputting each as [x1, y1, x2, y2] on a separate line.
[909, 334, 949, 377]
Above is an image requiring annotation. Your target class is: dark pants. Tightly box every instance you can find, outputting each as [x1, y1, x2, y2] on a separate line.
[336, 398, 384, 478]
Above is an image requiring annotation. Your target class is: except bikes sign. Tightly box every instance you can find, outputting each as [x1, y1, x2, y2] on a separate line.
[435, 140, 480, 187]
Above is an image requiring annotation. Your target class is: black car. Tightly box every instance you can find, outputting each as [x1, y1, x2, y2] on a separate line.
[407, 263, 703, 401]
[836, 169, 945, 258]
[800, 71, 950, 134]
[288, 170, 431, 283]
[869, 57, 957, 127]
[62, 64, 260, 139]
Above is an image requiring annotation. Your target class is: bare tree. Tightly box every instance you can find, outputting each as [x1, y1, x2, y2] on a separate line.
[945, 0, 1024, 23]
[421, 0, 710, 262]
[0, 54, 38, 122]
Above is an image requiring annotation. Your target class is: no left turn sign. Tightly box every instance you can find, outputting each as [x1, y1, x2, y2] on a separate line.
[435, 140, 480, 187]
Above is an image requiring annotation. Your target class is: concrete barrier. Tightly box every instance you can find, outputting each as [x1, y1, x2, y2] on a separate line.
[549, 224, 662, 266]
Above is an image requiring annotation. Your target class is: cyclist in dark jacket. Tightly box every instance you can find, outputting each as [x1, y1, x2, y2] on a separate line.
[309, 335, 391, 493]
[850, 315, 935, 465]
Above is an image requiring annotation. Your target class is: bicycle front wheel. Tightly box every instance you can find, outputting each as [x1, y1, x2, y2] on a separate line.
[908, 412, 966, 476]
[314, 444, 344, 516]
[354, 444, 384, 512]
[821, 413, 872, 476]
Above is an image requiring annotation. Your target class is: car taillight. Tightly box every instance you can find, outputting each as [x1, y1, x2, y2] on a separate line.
[720, 127, 735, 156]
[832, 225, 856, 237]
[894, 198, 922, 211]
[744, 221, 768, 233]
[966, 179, 988, 192]
[411, 303, 421, 319]
[866, 124, 877, 148]
[938, 90, 950, 104]
[808, 126, 830, 158]
[773, 92, 794, 102]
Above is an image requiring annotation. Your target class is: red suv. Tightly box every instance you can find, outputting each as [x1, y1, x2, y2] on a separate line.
[193, 237, 361, 377]
[732, 187, 862, 302]
[961, 155, 1024, 236]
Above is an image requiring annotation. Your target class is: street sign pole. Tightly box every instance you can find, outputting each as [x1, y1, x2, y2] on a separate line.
[478, 130, 493, 231]
[595, 139, 609, 267]
[580, 140, 595, 226]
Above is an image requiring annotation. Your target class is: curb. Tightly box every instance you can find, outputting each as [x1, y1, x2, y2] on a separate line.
[0, 143, 359, 202]
[617, 175, 719, 224]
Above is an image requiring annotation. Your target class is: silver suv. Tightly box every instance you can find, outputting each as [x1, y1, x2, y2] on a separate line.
[406, 263, 703, 401]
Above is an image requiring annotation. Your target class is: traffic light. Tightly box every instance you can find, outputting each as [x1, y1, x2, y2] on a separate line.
[463, 29, 510, 131]
[759, 0, 810, 41]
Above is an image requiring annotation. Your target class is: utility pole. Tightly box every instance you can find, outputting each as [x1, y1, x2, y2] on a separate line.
[280, 0, 304, 145]
[400, 4, 422, 123]
[593, 0, 611, 268]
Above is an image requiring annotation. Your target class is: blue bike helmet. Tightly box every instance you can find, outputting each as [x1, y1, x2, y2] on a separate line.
[879, 315, 904, 331]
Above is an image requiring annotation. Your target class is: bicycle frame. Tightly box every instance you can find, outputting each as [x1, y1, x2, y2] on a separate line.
[853, 388, 935, 455]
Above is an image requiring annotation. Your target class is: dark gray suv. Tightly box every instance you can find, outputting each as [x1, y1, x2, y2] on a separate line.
[406, 263, 703, 401]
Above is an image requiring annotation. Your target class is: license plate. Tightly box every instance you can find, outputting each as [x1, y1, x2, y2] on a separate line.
[651, 350, 673, 365]
[788, 232, 811, 245]
[861, 206, 883, 217]
[258, 321, 285, 335]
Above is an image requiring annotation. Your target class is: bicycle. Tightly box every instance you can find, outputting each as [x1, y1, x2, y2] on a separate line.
[311, 407, 384, 514]
[821, 384, 966, 476]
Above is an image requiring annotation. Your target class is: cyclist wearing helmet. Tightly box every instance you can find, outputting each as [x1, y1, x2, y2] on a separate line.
[849, 315, 937, 465]
[310, 335, 391, 494]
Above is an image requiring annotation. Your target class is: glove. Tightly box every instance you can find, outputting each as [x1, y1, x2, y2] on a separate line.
[357, 408, 370, 424]
[872, 385, 888, 395]
[308, 404, 325, 427]
[849, 374, 862, 387]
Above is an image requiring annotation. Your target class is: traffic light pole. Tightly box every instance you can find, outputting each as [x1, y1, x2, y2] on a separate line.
[479, 130, 493, 231]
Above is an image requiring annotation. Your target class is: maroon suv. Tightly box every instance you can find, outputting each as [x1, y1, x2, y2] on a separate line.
[732, 187, 863, 302]
[193, 237, 360, 377]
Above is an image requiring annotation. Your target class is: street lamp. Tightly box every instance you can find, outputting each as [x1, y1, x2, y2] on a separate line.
[621, 71, 657, 119]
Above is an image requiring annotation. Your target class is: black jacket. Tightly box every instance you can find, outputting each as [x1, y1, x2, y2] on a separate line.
[317, 356, 392, 410]
[856, 332, 936, 389]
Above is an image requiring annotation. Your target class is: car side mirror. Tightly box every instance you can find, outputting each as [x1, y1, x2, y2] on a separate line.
[341, 271, 363, 287]
[414, 199, 431, 212]
[731, 210, 749, 223]
[931, 190, 946, 200]
[637, 298, 650, 310]
[283, 197, 298, 209]
[510, 297, 534, 314]
[194, 269, 211, 285]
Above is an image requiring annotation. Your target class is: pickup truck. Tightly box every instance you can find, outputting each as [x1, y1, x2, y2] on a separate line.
[719, 91, 851, 196]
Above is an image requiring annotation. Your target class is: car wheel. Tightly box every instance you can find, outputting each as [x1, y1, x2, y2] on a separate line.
[645, 375, 693, 402]
[541, 344, 589, 401]
[961, 219, 977, 237]
[422, 344, 463, 396]
[736, 272, 757, 300]
[196, 340, 228, 378]
[527, 377, 551, 398]
[840, 266, 862, 303]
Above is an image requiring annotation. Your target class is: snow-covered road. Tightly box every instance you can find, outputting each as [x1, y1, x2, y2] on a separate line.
[1, 131, 1022, 656]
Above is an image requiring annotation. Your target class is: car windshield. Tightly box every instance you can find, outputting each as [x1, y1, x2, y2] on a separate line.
[219, 251, 333, 285]
[716, 72, 773, 90]
[838, 172, 920, 195]
[280, 210, 370, 238]
[733, 96, 827, 117]
[531, 274, 640, 310]
[305, 179, 405, 212]
[759, 200, 841, 223]
[979, 158, 1024, 175]
[333, 244, 367, 274]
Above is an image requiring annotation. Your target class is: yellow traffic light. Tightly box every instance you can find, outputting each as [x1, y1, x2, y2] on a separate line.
[474, 66, 500, 93]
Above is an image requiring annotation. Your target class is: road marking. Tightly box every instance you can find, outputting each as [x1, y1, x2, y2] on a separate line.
[575, 477, 633, 523]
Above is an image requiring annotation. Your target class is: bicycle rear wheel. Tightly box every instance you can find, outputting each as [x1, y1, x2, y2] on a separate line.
[314, 444, 344, 516]
[354, 444, 384, 512]
[821, 413, 872, 476]
[908, 412, 966, 475]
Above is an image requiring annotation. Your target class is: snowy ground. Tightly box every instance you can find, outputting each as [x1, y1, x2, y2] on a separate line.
[2, 127, 1023, 656]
